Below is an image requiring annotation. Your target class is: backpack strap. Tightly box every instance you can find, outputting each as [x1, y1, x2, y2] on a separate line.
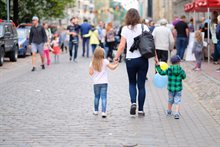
[141, 24, 144, 34]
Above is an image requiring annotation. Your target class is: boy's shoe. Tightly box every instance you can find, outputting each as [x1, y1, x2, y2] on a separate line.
[130, 103, 137, 115]
[102, 112, 107, 118]
[174, 113, 180, 119]
[166, 110, 172, 116]
[69, 57, 72, 61]
[138, 111, 145, 117]
[93, 111, 98, 115]
[31, 67, 36, 72]
[41, 64, 45, 70]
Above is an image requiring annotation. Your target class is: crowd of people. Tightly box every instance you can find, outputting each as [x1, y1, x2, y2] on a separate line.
[28, 9, 220, 119]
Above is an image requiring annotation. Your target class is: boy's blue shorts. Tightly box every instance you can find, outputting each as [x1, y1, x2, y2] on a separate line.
[168, 91, 182, 105]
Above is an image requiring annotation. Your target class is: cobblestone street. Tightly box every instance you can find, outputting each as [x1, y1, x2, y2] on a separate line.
[0, 53, 220, 147]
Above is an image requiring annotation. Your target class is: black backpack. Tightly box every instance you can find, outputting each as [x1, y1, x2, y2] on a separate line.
[130, 24, 155, 59]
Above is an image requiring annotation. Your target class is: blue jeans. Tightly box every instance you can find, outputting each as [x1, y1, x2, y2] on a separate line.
[126, 57, 149, 111]
[91, 44, 97, 54]
[176, 37, 188, 59]
[82, 38, 90, 57]
[94, 84, 108, 112]
[69, 39, 79, 60]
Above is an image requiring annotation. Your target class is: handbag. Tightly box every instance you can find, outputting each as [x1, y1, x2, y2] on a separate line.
[130, 24, 155, 59]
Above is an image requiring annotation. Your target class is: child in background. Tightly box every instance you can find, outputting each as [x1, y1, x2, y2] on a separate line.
[192, 30, 203, 71]
[44, 42, 51, 65]
[155, 55, 186, 119]
[51, 34, 61, 63]
[89, 47, 119, 118]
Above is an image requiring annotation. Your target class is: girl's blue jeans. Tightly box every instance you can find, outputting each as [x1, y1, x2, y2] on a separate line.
[94, 84, 108, 112]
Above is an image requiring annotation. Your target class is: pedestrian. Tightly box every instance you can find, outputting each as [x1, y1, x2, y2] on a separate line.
[149, 21, 155, 33]
[202, 22, 212, 59]
[67, 17, 80, 62]
[51, 34, 61, 63]
[43, 23, 52, 66]
[155, 55, 186, 119]
[175, 15, 189, 60]
[29, 16, 48, 72]
[211, 17, 219, 65]
[58, 26, 68, 53]
[192, 30, 203, 71]
[216, 15, 220, 72]
[152, 19, 174, 63]
[97, 21, 106, 48]
[89, 47, 119, 118]
[84, 25, 100, 53]
[81, 19, 92, 57]
[106, 22, 115, 61]
[188, 18, 195, 32]
[115, 8, 149, 116]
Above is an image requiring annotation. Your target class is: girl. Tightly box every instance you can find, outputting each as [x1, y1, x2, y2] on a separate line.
[51, 34, 61, 63]
[106, 23, 116, 61]
[44, 42, 51, 65]
[89, 47, 119, 118]
[192, 30, 203, 71]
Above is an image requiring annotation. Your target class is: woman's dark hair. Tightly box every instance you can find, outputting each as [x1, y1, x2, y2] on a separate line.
[124, 8, 140, 27]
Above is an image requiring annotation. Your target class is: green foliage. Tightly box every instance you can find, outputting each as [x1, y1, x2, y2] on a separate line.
[1, 0, 75, 23]
[0, 0, 6, 19]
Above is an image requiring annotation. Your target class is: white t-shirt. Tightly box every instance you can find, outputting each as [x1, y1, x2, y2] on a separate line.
[90, 59, 110, 85]
[121, 24, 149, 59]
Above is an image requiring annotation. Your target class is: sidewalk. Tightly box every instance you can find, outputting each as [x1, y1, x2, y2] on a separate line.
[0, 54, 220, 146]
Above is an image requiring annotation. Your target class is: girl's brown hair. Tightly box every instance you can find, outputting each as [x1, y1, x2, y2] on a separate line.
[125, 8, 141, 28]
[106, 22, 113, 32]
[92, 47, 105, 72]
[195, 30, 203, 43]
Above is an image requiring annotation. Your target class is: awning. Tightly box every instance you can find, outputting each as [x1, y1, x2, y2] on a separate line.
[195, 0, 220, 12]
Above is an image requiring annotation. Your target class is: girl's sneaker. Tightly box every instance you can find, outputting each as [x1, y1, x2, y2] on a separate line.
[93, 111, 98, 115]
[130, 103, 137, 115]
[138, 111, 145, 117]
[102, 112, 107, 118]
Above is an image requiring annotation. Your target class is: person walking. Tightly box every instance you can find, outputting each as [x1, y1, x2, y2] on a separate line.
[175, 15, 189, 60]
[81, 19, 91, 57]
[43, 22, 52, 66]
[29, 16, 47, 72]
[115, 8, 149, 116]
[89, 47, 119, 118]
[67, 17, 80, 62]
[106, 23, 116, 61]
[152, 19, 174, 63]
[84, 25, 100, 53]
[155, 55, 186, 119]
[192, 31, 204, 71]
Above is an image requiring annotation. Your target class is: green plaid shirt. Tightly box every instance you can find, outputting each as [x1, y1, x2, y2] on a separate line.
[156, 65, 186, 92]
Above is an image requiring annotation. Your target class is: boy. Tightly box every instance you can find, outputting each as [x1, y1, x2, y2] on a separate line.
[155, 55, 186, 119]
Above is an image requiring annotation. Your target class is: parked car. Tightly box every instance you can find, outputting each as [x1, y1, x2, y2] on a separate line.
[0, 19, 19, 66]
[17, 28, 31, 57]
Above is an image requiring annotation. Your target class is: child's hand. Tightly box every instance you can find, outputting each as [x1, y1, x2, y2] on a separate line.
[155, 57, 159, 65]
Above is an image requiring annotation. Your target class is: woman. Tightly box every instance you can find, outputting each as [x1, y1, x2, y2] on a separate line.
[115, 8, 149, 116]
[106, 23, 115, 61]
[152, 19, 174, 63]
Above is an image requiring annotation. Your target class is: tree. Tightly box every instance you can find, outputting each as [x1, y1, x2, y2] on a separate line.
[1, 0, 75, 23]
